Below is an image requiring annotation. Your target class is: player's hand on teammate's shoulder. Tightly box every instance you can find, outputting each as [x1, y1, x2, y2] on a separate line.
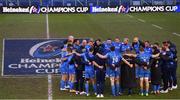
[98, 65, 103, 69]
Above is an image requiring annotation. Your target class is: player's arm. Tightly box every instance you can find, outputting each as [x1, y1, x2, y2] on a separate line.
[73, 51, 82, 57]
[122, 57, 133, 68]
[93, 61, 103, 69]
[123, 53, 137, 58]
[96, 53, 107, 59]
[151, 53, 160, 58]
[61, 57, 68, 61]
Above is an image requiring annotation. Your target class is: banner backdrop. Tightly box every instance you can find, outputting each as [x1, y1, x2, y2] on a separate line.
[0, 6, 90, 14]
[2, 39, 83, 76]
[0, 5, 180, 14]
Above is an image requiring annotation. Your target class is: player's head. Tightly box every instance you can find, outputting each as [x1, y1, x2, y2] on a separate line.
[133, 37, 139, 43]
[82, 40, 87, 46]
[67, 44, 73, 50]
[114, 37, 120, 42]
[95, 39, 101, 46]
[123, 38, 129, 44]
[166, 40, 171, 47]
[145, 41, 150, 47]
[67, 47, 72, 53]
[88, 39, 94, 46]
[162, 41, 169, 49]
[74, 39, 80, 45]
[152, 43, 159, 52]
[106, 38, 112, 44]
[125, 49, 131, 54]
[89, 47, 94, 53]
[139, 46, 144, 53]
[110, 46, 115, 51]
[153, 42, 159, 48]
[68, 35, 74, 43]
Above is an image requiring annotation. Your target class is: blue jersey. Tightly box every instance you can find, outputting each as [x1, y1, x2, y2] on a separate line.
[120, 43, 131, 53]
[60, 51, 69, 74]
[106, 51, 122, 67]
[112, 42, 122, 54]
[81, 52, 95, 78]
[161, 50, 175, 67]
[73, 44, 80, 51]
[81, 52, 95, 66]
[144, 47, 152, 55]
[61, 51, 69, 63]
[85, 45, 92, 52]
[132, 42, 140, 54]
[104, 42, 112, 54]
[137, 52, 151, 64]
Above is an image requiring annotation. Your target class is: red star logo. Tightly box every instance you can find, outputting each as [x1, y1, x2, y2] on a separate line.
[41, 45, 58, 52]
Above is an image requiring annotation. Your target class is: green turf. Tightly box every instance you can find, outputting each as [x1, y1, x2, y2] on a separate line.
[0, 13, 180, 99]
[0, 14, 48, 99]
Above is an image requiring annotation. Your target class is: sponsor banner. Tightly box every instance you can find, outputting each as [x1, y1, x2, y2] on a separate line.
[128, 5, 180, 13]
[0, 5, 180, 14]
[2, 39, 88, 76]
[90, 5, 129, 13]
[90, 5, 180, 13]
[0, 6, 89, 14]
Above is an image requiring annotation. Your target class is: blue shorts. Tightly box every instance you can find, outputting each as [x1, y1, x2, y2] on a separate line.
[85, 66, 95, 79]
[69, 64, 75, 74]
[106, 66, 111, 76]
[139, 68, 150, 78]
[136, 66, 140, 78]
[60, 63, 68, 74]
[109, 68, 120, 78]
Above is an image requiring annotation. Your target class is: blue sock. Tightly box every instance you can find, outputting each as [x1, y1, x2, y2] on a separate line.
[116, 84, 120, 95]
[61, 80, 65, 88]
[85, 83, 89, 94]
[68, 81, 71, 87]
[128, 88, 132, 94]
[140, 89, 143, 93]
[70, 82, 74, 90]
[93, 84, 97, 93]
[111, 85, 116, 96]
[153, 85, 156, 91]
[145, 90, 149, 94]
[157, 85, 160, 91]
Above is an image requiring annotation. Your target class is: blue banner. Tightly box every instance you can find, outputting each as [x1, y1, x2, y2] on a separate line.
[3, 39, 67, 76]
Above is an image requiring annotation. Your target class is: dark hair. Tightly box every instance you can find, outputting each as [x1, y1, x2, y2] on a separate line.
[110, 46, 115, 51]
[67, 47, 72, 53]
[152, 46, 157, 51]
[96, 38, 101, 42]
[162, 41, 168, 44]
[67, 44, 73, 48]
[107, 38, 112, 40]
[139, 47, 144, 52]
[89, 47, 94, 52]
[73, 39, 79, 43]
[145, 40, 150, 43]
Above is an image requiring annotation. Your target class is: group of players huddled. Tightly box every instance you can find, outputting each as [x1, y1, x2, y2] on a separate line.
[59, 35, 178, 98]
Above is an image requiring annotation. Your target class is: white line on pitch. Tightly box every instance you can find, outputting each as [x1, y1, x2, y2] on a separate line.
[152, 24, 163, 29]
[46, 13, 50, 39]
[126, 14, 133, 18]
[1, 39, 5, 77]
[48, 74, 52, 100]
[137, 18, 146, 23]
[172, 33, 180, 37]
[46, 9, 52, 100]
